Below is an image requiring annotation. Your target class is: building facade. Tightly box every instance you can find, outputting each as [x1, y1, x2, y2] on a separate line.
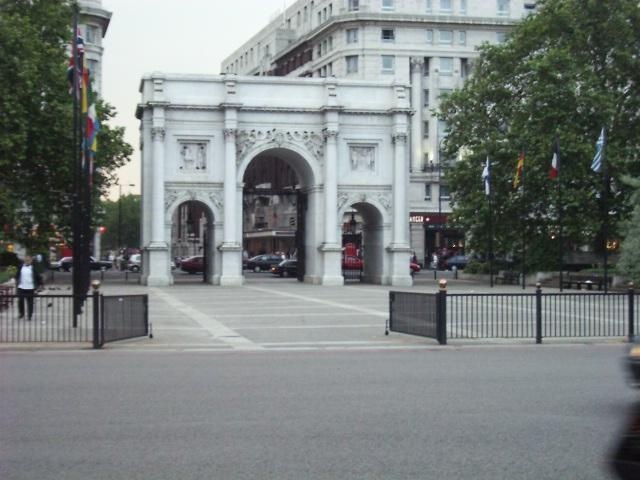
[221, 0, 536, 265]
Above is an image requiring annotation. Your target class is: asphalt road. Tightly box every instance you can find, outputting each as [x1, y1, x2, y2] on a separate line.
[1, 344, 636, 480]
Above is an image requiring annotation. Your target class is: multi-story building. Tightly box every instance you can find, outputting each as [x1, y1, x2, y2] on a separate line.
[78, 0, 111, 95]
[221, 0, 536, 265]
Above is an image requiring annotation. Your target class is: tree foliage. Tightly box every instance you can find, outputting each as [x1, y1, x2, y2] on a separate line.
[97, 194, 141, 251]
[617, 176, 640, 285]
[438, 0, 640, 271]
[0, 0, 132, 251]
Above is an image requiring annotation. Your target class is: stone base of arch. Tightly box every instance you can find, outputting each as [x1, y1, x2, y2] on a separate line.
[318, 243, 344, 286]
[218, 243, 244, 286]
[145, 243, 172, 286]
[386, 245, 414, 286]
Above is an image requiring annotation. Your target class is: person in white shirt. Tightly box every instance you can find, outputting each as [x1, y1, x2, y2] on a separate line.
[14, 255, 42, 321]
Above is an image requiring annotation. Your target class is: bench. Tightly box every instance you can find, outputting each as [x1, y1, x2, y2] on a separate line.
[0, 284, 14, 310]
[496, 270, 519, 285]
[561, 274, 609, 290]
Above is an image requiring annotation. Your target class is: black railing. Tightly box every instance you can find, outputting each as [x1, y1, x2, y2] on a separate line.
[389, 283, 637, 344]
[0, 285, 148, 348]
[100, 295, 149, 345]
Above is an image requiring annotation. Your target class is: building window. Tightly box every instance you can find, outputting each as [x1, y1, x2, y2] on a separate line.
[426, 29, 434, 43]
[460, 0, 467, 13]
[460, 58, 470, 78]
[497, 0, 509, 16]
[458, 31, 466, 45]
[496, 31, 507, 43]
[423, 57, 430, 76]
[346, 28, 358, 44]
[328, 62, 333, 76]
[423, 90, 430, 108]
[287, 18, 292, 29]
[317, 43, 322, 57]
[439, 185, 451, 200]
[425, 184, 432, 201]
[329, 3, 333, 16]
[85, 24, 98, 44]
[440, 0, 452, 12]
[381, 55, 395, 74]
[381, 29, 395, 42]
[349, 0, 359, 11]
[382, 0, 394, 10]
[439, 30, 453, 44]
[439, 57, 453, 75]
[346, 55, 358, 74]
[423, 121, 429, 138]
[318, 11, 322, 24]
[329, 36, 333, 50]
[426, 0, 432, 12]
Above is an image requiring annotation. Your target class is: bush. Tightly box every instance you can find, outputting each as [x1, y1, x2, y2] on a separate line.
[0, 266, 16, 284]
[0, 251, 19, 268]
[465, 260, 489, 274]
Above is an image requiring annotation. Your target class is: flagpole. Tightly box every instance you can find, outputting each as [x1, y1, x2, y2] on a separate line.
[557, 140, 563, 292]
[521, 148, 526, 290]
[602, 129, 608, 293]
[71, 3, 82, 322]
[487, 157, 494, 288]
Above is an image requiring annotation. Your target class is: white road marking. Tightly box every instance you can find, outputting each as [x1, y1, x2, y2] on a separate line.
[245, 286, 388, 317]
[150, 288, 263, 351]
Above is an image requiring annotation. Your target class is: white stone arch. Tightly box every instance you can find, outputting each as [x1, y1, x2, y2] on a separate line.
[236, 138, 322, 188]
[337, 191, 392, 285]
[164, 189, 223, 284]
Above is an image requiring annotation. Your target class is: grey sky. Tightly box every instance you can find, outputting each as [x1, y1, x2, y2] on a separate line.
[101, 0, 286, 198]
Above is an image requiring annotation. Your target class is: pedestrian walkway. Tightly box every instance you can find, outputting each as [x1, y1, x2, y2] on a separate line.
[87, 273, 548, 352]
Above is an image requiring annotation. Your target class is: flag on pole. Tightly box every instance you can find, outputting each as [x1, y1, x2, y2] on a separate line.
[549, 142, 559, 180]
[66, 30, 84, 95]
[591, 128, 605, 173]
[482, 157, 490, 196]
[513, 150, 525, 189]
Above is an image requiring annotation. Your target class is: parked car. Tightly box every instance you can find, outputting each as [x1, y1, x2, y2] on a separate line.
[58, 256, 112, 272]
[342, 256, 363, 270]
[127, 254, 141, 273]
[246, 254, 283, 272]
[180, 255, 204, 274]
[410, 261, 421, 275]
[271, 259, 298, 277]
[445, 255, 469, 270]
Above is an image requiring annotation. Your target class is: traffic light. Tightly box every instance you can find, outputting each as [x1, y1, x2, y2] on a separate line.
[98, 226, 107, 234]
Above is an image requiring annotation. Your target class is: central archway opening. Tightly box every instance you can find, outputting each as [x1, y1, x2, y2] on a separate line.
[341, 201, 385, 284]
[242, 148, 314, 282]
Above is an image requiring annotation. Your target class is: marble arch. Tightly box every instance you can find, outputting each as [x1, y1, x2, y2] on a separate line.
[137, 74, 413, 286]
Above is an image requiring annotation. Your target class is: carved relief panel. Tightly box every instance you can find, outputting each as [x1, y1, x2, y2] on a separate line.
[348, 145, 377, 172]
[178, 141, 208, 172]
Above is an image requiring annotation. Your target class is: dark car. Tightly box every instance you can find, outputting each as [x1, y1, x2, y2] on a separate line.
[445, 255, 469, 270]
[59, 256, 112, 272]
[270, 259, 298, 277]
[180, 255, 204, 274]
[246, 254, 283, 272]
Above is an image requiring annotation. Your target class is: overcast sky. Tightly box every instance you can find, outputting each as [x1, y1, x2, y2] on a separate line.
[101, 0, 287, 198]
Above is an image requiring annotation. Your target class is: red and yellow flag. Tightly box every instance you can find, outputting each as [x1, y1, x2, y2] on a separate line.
[513, 151, 524, 189]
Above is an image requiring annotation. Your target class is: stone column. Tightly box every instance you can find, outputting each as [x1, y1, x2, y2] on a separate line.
[319, 124, 343, 286]
[387, 130, 412, 287]
[218, 126, 243, 286]
[146, 124, 171, 286]
[410, 58, 424, 173]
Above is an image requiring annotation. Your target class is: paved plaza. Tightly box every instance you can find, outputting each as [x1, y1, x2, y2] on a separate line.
[9, 270, 622, 352]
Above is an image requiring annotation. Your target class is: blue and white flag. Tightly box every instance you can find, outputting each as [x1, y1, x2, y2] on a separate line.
[482, 157, 490, 196]
[591, 128, 605, 173]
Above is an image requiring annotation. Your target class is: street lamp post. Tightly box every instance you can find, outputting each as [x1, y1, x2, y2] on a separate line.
[117, 183, 135, 251]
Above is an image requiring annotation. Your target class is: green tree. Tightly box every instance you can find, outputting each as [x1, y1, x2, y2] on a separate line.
[438, 0, 640, 271]
[0, 0, 132, 251]
[97, 194, 141, 251]
[617, 176, 640, 285]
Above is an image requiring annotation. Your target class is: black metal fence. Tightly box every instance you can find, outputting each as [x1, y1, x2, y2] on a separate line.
[100, 295, 148, 345]
[389, 284, 637, 344]
[0, 289, 148, 348]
